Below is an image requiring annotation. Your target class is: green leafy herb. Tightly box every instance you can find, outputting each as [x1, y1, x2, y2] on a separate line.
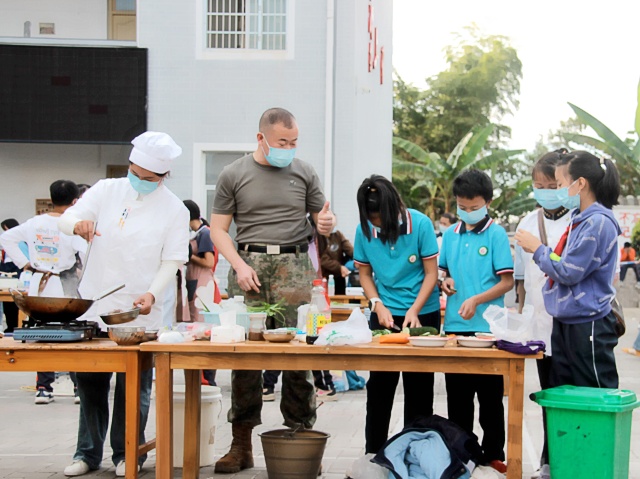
[247, 299, 287, 327]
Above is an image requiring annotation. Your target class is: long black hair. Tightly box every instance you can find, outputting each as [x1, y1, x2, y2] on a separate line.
[356, 175, 405, 245]
[532, 148, 568, 180]
[558, 151, 620, 209]
[183, 200, 209, 226]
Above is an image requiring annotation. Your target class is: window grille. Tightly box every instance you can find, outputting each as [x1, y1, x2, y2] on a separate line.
[206, 0, 286, 50]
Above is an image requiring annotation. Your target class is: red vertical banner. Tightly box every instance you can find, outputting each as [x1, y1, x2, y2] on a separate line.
[368, 4, 373, 39]
[379, 46, 384, 84]
[373, 28, 378, 68]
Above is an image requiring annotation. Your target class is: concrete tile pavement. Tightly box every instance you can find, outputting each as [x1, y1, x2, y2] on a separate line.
[1, 310, 640, 478]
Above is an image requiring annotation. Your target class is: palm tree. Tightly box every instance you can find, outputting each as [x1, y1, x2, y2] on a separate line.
[563, 81, 640, 195]
[392, 125, 530, 220]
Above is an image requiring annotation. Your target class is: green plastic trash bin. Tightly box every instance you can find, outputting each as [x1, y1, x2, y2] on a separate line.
[531, 385, 640, 479]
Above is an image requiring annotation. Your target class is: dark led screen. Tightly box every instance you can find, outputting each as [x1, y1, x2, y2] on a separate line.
[0, 45, 147, 144]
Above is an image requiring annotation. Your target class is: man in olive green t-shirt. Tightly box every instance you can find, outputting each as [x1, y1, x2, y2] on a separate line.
[210, 107, 335, 473]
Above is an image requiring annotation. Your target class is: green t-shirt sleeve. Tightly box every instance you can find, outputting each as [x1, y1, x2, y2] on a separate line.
[212, 167, 236, 215]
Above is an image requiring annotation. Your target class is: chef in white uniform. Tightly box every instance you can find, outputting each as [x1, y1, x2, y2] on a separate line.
[58, 131, 189, 477]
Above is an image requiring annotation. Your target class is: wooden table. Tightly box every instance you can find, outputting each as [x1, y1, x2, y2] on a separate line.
[0, 289, 28, 327]
[142, 340, 540, 479]
[0, 337, 154, 479]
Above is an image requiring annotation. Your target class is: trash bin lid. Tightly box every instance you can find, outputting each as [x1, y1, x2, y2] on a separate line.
[532, 385, 640, 413]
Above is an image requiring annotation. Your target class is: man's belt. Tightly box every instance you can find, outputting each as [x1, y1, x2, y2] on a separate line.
[238, 243, 309, 254]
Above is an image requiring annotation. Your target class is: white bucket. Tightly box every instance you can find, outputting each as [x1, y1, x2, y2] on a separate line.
[172, 384, 222, 467]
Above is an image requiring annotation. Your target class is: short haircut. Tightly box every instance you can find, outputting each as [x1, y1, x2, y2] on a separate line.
[532, 148, 568, 180]
[77, 183, 91, 196]
[441, 212, 457, 224]
[183, 200, 201, 221]
[452, 169, 493, 202]
[624, 242, 632, 248]
[50, 180, 79, 206]
[356, 175, 406, 245]
[558, 151, 620, 209]
[1, 218, 19, 230]
[259, 107, 296, 132]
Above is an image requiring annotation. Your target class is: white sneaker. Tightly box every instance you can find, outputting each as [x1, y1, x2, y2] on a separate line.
[115, 460, 141, 477]
[63, 460, 90, 476]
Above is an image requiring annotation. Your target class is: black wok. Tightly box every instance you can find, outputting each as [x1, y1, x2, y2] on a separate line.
[10, 284, 125, 323]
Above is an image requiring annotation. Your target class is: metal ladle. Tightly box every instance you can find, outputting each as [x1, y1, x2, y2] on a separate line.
[75, 221, 97, 299]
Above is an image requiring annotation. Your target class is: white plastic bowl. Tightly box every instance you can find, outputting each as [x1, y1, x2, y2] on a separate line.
[457, 337, 496, 348]
[408, 336, 449, 348]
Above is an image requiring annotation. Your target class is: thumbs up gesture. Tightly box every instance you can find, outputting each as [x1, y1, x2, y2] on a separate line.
[316, 201, 336, 236]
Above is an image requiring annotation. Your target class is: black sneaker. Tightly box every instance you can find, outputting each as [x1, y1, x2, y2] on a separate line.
[262, 388, 275, 402]
[35, 387, 54, 405]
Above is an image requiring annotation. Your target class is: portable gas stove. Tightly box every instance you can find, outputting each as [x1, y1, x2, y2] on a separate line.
[13, 319, 100, 343]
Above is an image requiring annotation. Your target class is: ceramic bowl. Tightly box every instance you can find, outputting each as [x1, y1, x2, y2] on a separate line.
[457, 337, 496, 348]
[408, 336, 449, 348]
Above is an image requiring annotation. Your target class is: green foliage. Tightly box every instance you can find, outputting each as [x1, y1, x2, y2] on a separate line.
[393, 25, 522, 158]
[392, 129, 532, 221]
[632, 220, 640, 250]
[564, 99, 640, 196]
[247, 300, 287, 327]
[392, 25, 527, 221]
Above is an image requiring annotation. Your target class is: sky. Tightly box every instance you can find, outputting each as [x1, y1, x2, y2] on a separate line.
[392, 0, 640, 153]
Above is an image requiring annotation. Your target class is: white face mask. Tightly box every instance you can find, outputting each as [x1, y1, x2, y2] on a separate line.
[439, 224, 449, 234]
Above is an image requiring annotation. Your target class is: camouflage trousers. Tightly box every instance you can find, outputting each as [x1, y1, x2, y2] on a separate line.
[227, 250, 317, 428]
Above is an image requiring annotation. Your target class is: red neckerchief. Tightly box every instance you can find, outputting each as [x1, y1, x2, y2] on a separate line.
[548, 221, 581, 287]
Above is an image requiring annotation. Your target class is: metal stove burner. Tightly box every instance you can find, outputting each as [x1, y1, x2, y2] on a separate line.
[13, 320, 100, 343]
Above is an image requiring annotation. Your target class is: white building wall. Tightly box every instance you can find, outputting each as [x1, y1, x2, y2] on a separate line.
[0, 0, 107, 39]
[0, 0, 394, 243]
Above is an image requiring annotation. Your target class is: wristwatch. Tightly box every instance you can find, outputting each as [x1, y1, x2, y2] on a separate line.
[369, 297, 382, 312]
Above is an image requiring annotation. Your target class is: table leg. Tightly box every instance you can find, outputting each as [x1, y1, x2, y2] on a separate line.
[183, 369, 202, 479]
[155, 353, 173, 479]
[125, 352, 141, 479]
[506, 359, 525, 479]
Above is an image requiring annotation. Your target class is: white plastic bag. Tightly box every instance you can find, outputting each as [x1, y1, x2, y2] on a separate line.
[483, 305, 534, 343]
[345, 454, 387, 479]
[314, 308, 373, 346]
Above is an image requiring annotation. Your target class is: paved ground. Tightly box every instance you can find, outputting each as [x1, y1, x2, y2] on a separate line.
[1, 311, 640, 479]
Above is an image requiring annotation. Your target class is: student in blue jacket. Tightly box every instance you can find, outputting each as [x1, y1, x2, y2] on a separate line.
[354, 175, 441, 454]
[515, 151, 621, 389]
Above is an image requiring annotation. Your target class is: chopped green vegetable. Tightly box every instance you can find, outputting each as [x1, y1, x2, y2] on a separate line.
[403, 326, 439, 337]
[372, 329, 392, 336]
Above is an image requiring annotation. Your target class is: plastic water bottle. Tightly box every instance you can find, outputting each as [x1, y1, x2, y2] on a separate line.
[18, 270, 32, 292]
[233, 296, 247, 312]
[327, 274, 335, 296]
[307, 279, 331, 336]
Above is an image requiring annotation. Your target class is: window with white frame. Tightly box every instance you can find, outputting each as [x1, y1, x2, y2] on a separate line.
[204, 149, 251, 294]
[205, 0, 287, 50]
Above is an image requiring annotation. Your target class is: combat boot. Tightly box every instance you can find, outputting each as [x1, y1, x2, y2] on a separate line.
[214, 423, 254, 473]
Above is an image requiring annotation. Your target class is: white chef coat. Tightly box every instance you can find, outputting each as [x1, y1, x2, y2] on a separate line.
[59, 178, 189, 330]
[0, 214, 87, 297]
[514, 208, 573, 355]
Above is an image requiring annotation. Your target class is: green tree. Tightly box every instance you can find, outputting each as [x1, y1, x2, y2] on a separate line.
[392, 126, 531, 221]
[393, 25, 523, 158]
[562, 81, 640, 195]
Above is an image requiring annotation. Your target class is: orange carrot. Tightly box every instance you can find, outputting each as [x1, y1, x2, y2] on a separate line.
[379, 332, 410, 344]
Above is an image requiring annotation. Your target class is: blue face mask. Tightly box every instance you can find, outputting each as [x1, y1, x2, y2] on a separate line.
[438, 224, 450, 234]
[128, 171, 160, 195]
[533, 188, 564, 210]
[261, 135, 295, 168]
[556, 180, 580, 210]
[457, 205, 488, 225]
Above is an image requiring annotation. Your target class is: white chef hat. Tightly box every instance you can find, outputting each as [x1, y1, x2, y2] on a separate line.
[129, 131, 182, 174]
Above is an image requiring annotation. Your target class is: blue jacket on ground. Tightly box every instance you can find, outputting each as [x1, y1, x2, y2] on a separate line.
[533, 202, 621, 324]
